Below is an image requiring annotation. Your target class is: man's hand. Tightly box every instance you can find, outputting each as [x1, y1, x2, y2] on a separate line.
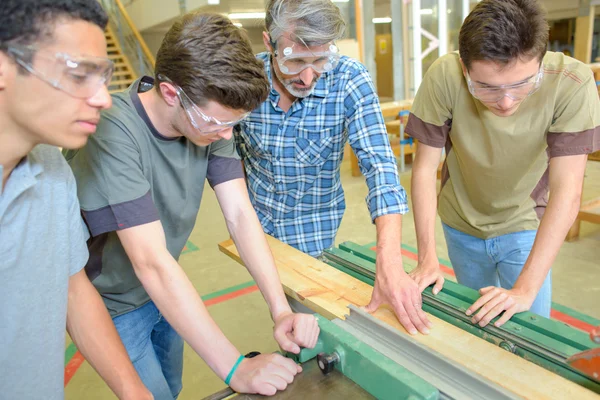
[365, 253, 432, 335]
[467, 286, 535, 327]
[229, 353, 302, 396]
[273, 312, 319, 354]
[409, 257, 445, 294]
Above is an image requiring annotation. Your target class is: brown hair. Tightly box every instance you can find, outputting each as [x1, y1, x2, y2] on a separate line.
[459, 0, 549, 70]
[155, 12, 269, 111]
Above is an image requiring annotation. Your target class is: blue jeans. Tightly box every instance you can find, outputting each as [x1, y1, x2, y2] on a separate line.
[442, 223, 552, 317]
[112, 301, 184, 400]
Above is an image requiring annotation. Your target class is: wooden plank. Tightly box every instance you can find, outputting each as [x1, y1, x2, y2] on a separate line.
[578, 209, 600, 224]
[385, 119, 401, 135]
[581, 198, 600, 211]
[379, 100, 413, 118]
[218, 236, 598, 400]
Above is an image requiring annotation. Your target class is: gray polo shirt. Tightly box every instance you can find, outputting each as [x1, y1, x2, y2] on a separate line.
[64, 77, 244, 317]
[0, 145, 88, 399]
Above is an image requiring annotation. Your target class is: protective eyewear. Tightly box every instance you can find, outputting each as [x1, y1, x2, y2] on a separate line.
[272, 39, 340, 75]
[466, 66, 544, 103]
[158, 74, 249, 135]
[6, 45, 114, 99]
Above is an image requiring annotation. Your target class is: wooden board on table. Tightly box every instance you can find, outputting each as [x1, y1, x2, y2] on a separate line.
[219, 236, 598, 400]
[379, 100, 413, 118]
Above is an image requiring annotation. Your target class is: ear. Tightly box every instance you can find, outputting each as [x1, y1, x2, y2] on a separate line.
[158, 82, 178, 107]
[263, 31, 273, 52]
[459, 58, 468, 77]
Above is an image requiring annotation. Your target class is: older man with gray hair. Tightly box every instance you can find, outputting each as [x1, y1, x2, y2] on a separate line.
[235, 0, 432, 336]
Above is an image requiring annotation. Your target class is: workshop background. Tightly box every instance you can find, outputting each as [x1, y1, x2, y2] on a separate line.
[63, 0, 600, 398]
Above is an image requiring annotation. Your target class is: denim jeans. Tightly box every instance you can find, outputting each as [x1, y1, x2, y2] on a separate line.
[442, 223, 552, 317]
[112, 301, 184, 400]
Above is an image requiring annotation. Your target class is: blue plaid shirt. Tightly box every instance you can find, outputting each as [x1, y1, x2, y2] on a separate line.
[235, 52, 408, 256]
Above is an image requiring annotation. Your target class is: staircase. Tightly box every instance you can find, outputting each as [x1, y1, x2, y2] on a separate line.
[105, 25, 136, 93]
[100, 0, 155, 94]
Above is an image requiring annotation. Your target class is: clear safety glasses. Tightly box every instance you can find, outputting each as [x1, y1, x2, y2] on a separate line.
[6, 45, 114, 99]
[272, 38, 341, 75]
[157, 74, 249, 135]
[466, 66, 544, 103]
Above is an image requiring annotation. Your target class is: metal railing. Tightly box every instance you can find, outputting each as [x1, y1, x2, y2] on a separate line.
[100, 0, 155, 78]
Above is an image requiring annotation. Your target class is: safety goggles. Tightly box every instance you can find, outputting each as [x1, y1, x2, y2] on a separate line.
[6, 45, 114, 99]
[466, 66, 544, 103]
[158, 74, 249, 135]
[272, 38, 340, 75]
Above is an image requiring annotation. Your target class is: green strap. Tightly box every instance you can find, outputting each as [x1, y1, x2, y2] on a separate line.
[225, 355, 245, 386]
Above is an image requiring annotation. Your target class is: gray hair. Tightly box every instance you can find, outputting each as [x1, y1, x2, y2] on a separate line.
[265, 0, 346, 46]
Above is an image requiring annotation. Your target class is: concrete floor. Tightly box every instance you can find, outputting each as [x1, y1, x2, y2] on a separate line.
[65, 158, 600, 399]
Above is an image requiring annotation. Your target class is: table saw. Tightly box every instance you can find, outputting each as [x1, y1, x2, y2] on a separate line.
[213, 237, 600, 399]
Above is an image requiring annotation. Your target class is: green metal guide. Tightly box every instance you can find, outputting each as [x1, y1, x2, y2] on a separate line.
[291, 315, 440, 400]
[321, 241, 600, 393]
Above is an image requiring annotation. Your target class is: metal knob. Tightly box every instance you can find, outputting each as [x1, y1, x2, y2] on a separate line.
[317, 352, 340, 375]
[499, 341, 517, 353]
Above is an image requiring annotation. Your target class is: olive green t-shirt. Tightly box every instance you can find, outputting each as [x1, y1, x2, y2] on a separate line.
[406, 52, 600, 239]
[64, 77, 244, 317]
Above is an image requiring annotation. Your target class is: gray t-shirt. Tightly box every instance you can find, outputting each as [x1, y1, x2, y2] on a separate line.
[64, 77, 244, 317]
[0, 145, 88, 399]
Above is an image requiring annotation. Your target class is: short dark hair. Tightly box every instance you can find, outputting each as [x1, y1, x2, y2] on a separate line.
[459, 0, 549, 70]
[0, 0, 108, 49]
[155, 12, 269, 112]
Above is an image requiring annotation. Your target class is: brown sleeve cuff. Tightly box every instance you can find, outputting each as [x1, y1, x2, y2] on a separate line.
[405, 113, 451, 148]
[82, 191, 159, 236]
[547, 126, 600, 158]
[207, 155, 245, 188]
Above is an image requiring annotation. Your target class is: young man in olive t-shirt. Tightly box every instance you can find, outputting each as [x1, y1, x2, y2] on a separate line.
[405, 0, 599, 327]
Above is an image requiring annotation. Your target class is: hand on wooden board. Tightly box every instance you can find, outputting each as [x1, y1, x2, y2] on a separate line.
[365, 252, 433, 335]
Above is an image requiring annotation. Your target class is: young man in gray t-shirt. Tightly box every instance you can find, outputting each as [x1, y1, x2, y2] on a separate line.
[0, 1, 150, 399]
[66, 12, 319, 399]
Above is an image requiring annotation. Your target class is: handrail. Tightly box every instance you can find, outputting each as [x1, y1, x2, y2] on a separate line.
[100, 0, 155, 81]
[113, 0, 155, 67]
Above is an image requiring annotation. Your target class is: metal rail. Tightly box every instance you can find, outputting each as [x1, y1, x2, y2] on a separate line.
[335, 305, 521, 400]
[320, 251, 589, 376]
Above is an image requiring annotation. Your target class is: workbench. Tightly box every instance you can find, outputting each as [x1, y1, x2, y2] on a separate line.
[215, 236, 600, 399]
